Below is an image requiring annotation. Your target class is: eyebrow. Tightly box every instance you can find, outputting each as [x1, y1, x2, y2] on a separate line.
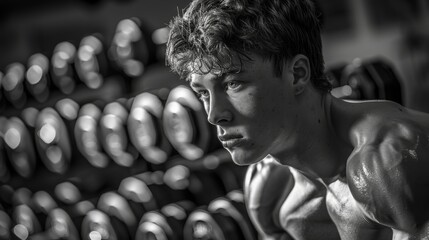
[190, 68, 247, 88]
[190, 81, 202, 88]
[190, 74, 224, 89]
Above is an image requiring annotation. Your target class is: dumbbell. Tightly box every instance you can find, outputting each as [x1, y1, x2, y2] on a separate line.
[28, 191, 80, 240]
[151, 26, 170, 62]
[25, 53, 51, 103]
[81, 209, 119, 240]
[2, 62, 27, 109]
[0, 71, 4, 108]
[135, 200, 196, 240]
[163, 163, 227, 206]
[10, 204, 42, 240]
[3, 117, 37, 178]
[97, 171, 193, 239]
[325, 62, 347, 89]
[96, 191, 138, 240]
[183, 207, 241, 240]
[50, 41, 78, 95]
[213, 190, 257, 240]
[0, 185, 14, 212]
[127, 92, 173, 166]
[0, 208, 11, 240]
[163, 85, 219, 161]
[117, 175, 159, 220]
[11, 188, 55, 234]
[31, 191, 58, 228]
[75, 103, 110, 168]
[183, 190, 257, 240]
[188, 148, 248, 193]
[363, 58, 403, 104]
[99, 100, 140, 167]
[54, 181, 98, 237]
[54, 182, 83, 207]
[12, 187, 33, 208]
[134, 171, 195, 208]
[0, 117, 12, 183]
[335, 58, 403, 103]
[34, 107, 72, 174]
[116, 171, 190, 219]
[33, 208, 80, 240]
[75, 34, 110, 90]
[108, 18, 151, 79]
[339, 58, 379, 101]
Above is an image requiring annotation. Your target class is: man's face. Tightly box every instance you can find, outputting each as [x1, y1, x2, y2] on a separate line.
[190, 55, 301, 165]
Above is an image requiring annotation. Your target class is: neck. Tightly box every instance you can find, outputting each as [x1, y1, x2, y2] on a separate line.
[274, 93, 353, 183]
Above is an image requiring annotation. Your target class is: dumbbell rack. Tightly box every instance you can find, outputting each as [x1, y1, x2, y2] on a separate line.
[0, 17, 256, 240]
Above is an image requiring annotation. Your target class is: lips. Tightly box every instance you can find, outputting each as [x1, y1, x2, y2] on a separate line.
[218, 134, 243, 148]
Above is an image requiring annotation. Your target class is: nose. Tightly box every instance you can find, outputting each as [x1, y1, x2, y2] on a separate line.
[206, 95, 232, 125]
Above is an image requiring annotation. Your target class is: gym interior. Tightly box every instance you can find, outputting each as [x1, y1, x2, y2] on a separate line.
[0, 0, 428, 239]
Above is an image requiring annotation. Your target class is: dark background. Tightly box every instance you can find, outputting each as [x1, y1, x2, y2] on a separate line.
[0, 0, 428, 112]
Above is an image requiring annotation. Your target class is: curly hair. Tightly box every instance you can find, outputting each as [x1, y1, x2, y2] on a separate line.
[166, 0, 331, 91]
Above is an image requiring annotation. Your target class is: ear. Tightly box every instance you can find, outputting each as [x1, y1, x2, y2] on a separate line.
[289, 54, 311, 95]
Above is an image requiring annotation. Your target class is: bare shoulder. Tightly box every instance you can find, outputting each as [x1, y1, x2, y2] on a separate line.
[244, 156, 295, 236]
[346, 108, 429, 234]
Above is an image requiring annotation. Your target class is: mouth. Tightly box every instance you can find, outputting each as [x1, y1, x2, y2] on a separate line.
[218, 134, 244, 148]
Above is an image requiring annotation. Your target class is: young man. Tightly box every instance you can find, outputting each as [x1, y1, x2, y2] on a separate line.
[166, 0, 429, 239]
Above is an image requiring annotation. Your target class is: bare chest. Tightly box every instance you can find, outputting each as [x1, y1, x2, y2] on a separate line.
[278, 170, 392, 240]
[326, 179, 392, 240]
[278, 170, 340, 240]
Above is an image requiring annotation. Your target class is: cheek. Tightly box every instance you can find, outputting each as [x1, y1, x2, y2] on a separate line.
[230, 92, 264, 118]
[239, 92, 285, 118]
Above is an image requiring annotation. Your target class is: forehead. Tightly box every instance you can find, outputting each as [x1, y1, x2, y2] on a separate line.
[189, 54, 275, 86]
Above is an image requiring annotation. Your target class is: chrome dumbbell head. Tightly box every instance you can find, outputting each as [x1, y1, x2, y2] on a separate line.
[75, 103, 110, 168]
[11, 204, 42, 239]
[209, 191, 257, 240]
[0, 117, 11, 183]
[163, 85, 218, 161]
[100, 101, 138, 167]
[133, 171, 190, 208]
[32, 191, 58, 221]
[34, 107, 72, 174]
[0, 71, 4, 108]
[117, 176, 158, 219]
[54, 182, 82, 206]
[81, 209, 118, 240]
[97, 191, 137, 239]
[3, 117, 37, 178]
[362, 58, 403, 104]
[25, 53, 51, 103]
[51, 41, 77, 94]
[184, 208, 241, 240]
[109, 18, 150, 78]
[44, 208, 80, 240]
[75, 34, 110, 90]
[128, 92, 172, 165]
[164, 163, 227, 206]
[135, 200, 195, 240]
[184, 190, 257, 240]
[0, 209, 11, 240]
[2, 63, 27, 109]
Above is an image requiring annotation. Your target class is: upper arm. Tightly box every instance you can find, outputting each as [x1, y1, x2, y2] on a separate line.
[244, 157, 295, 239]
[347, 122, 429, 233]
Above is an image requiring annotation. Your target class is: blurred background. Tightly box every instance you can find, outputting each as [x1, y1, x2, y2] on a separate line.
[0, 0, 428, 239]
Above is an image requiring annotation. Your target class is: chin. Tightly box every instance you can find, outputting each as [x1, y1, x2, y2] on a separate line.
[228, 148, 265, 166]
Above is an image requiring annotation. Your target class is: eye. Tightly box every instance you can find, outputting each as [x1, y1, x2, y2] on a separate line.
[226, 81, 241, 91]
[196, 89, 209, 100]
